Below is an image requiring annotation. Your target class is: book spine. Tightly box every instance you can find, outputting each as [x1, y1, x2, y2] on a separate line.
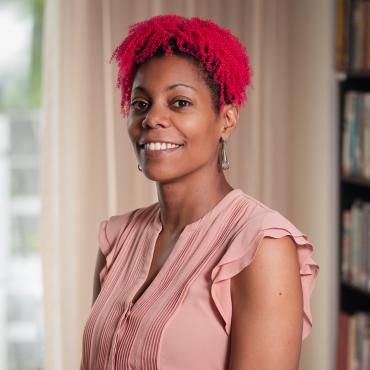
[336, 0, 346, 70]
[348, 315, 356, 370]
[344, 0, 352, 69]
[364, 94, 370, 179]
[349, 93, 357, 176]
[350, 203, 356, 283]
[356, 313, 364, 370]
[354, 93, 361, 176]
[351, 200, 363, 286]
[363, 1, 369, 70]
[359, 94, 366, 178]
[364, 204, 370, 291]
[368, 204, 370, 291]
[343, 92, 353, 176]
[342, 210, 350, 280]
[337, 312, 349, 370]
[360, 203, 366, 288]
[352, 0, 362, 70]
[368, 3, 370, 70]
[365, 316, 370, 370]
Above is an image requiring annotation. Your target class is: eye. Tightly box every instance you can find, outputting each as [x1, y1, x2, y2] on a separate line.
[172, 99, 191, 109]
[131, 100, 149, 112]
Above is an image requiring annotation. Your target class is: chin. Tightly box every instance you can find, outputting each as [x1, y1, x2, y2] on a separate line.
[141, 168, 179, 183]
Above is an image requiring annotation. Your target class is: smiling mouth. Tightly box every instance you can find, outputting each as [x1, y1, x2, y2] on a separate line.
[138, 143, 184, 152]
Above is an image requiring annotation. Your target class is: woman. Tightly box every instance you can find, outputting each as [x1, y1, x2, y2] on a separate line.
[81, 15, 319, 370]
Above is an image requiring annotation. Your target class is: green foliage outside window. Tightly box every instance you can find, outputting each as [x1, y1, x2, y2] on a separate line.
[0, 0, 43, 112]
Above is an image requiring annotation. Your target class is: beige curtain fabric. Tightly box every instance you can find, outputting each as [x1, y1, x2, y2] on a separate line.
[41, 1, 109, 369]
[41, 1, 318, 369]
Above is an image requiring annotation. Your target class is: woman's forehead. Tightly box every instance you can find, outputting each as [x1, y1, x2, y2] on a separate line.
[132, 54, 205, 91]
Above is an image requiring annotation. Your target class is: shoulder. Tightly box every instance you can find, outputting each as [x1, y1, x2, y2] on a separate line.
[228, 235, 304, 369]
[228, 191, 313, 302]
[102, 201, 159, 244]
[230, 189, 277, 218]
[224, 189, 304, 239]
[228, 192, 304, 291]
[96, 201, 160, 289]
[230, 235, 302, 302]
[108, 201, 158, 226]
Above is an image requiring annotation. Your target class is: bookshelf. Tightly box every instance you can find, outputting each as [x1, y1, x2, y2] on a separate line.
[336, 0, 370, 369]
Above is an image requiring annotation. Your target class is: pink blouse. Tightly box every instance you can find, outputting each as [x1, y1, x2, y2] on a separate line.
[81, 188, 319, 370]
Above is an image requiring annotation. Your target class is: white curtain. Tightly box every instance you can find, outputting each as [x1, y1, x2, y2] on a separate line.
[41, 1, 326, 369]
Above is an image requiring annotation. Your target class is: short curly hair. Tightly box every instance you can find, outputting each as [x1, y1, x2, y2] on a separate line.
[110, 14, 252, 117]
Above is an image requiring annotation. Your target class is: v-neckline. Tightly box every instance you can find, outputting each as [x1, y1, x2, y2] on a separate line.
[130, 225, 180, 306]
[129, 188, 242, 307]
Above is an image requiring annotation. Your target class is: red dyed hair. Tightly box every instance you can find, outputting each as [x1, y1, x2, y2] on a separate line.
[110, 14, 252, 117]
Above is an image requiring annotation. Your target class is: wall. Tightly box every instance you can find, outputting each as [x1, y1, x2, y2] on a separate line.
[288, 0, 337, 369]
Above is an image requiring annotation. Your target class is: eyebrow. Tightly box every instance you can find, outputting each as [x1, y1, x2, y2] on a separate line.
[132, 83, 197, 93]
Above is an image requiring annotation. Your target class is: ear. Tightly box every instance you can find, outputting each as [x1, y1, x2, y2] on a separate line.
[219, 104, 240, 141]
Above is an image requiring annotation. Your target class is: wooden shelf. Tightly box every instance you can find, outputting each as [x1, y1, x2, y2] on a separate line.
[336, 71, 370, 80]
[341, 279, 370, 298]
[341, 174, 370, 188]
[340, 280, 370, 313]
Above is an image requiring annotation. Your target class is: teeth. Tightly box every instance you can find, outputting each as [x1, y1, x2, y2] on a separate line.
[143, 142, 181, 151]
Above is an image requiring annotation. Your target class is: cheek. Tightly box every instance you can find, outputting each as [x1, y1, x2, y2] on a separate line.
[184, 121, 219, 157]
[126, 118, 140, 142]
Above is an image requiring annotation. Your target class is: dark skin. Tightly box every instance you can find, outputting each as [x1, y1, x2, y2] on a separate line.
[126, 54, 239, 303]
[86, 54, 303, 370]
[129, 54, 238, 230]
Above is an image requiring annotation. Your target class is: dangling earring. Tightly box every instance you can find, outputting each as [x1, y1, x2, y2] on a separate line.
[220, 139, 230, 171]
[138, 164, 142, 172]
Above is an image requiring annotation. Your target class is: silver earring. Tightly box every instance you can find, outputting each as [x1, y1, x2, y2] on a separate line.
[138, 164, 142, 172]
[220, 139, 230, 170]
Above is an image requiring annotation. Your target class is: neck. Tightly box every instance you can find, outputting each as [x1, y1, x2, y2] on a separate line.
[155, 169, 233, 234]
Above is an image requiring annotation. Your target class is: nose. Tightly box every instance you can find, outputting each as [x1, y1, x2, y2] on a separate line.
[141, 103, 170, 129]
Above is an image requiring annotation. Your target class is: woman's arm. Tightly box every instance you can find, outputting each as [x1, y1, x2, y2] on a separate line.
[229, 236, 303, 370]
[92, 248, 106, 306]
[80, 249, 106, 370]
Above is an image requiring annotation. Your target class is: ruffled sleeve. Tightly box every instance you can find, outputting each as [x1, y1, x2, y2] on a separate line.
[98, 213, 131, 286]
[210, 210, 320, 341]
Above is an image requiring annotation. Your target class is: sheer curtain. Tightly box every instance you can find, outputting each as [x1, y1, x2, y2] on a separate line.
[41, 1, 328, 369]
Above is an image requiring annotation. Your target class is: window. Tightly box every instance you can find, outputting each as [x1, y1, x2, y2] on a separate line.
[0, 0, 44, 369]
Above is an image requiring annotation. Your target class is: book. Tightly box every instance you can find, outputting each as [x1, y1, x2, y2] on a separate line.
[342, 210, 351, 281]
[336, 0, 370, 72]
[337, 312, 349, 370]
[343, 92, 354, 176]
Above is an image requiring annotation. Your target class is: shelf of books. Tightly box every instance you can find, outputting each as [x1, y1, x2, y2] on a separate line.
[336, 1, 370, 369]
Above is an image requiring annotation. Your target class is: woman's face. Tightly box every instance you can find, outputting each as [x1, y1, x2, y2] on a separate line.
[127, 54, 228, 182]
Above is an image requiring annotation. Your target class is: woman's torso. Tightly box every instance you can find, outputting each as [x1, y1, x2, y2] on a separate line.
[81, 188, 319, 370]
